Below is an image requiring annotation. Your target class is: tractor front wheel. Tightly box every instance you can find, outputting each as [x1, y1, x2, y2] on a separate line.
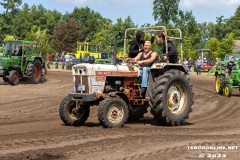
[59, 96, 90, 126]
[9, 70, 20, 85]
[98, 97, 129, 128]
[224, 84, 232, 97]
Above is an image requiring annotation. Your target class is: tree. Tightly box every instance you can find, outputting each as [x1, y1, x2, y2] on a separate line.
[218, 33, 234, 58]
[0, 0, 22, 42]
[25, 27, 53, 56]
[153, 0, 180, 25]
[0, 0, 22, 14]
[67, 7, 106, 42]
[51, 18, 83, 52]
[208, 37, 219, 52]
[226, 6, 240, 39]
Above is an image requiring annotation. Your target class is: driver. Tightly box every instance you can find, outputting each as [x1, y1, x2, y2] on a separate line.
[133, 41, 158, 97]
[226, 57, 236, 74]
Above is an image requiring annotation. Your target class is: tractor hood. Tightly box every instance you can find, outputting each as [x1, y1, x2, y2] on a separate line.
[72, 63, 140, 77]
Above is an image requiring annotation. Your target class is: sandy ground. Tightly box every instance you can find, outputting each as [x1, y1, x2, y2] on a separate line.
[0, 71, 240, 160]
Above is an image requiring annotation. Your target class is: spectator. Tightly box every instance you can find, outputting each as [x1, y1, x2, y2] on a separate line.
[61, 51, 65, 70]
[55, 52, 60, 69]
[46, 53, 51, 69]
[188, 57, 193, 73]
[183, 59, 189, 71]
[65, 52, 71, 70]
[196, 56, 203, 75]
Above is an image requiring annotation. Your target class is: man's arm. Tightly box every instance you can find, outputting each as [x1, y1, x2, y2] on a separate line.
[134, 52, 142, 61]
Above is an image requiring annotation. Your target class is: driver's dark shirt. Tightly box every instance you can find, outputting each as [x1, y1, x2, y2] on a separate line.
[140, 51, 153, 67]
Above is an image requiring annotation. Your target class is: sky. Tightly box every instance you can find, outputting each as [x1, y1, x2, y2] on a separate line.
[0, 0, 239, 25]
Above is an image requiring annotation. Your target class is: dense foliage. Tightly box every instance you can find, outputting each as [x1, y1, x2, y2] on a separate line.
[0, 0, 239, 59]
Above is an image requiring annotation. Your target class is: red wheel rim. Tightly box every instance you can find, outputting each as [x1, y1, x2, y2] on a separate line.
[34, 64, 41, 80]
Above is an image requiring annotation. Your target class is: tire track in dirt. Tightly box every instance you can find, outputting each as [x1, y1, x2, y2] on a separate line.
[1, 72, 240, 160]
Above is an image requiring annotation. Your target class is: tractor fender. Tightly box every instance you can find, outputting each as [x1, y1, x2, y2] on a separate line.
[108, 92, 129, 106]
[151, 63, 188, 74]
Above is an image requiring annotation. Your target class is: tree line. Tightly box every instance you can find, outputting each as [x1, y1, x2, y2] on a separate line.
[0, 0, 239, 60]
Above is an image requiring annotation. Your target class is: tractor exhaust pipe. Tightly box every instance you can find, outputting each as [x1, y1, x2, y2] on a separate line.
[113, 32, 122, 65]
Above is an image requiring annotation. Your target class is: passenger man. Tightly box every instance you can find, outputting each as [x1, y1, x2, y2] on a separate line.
[133, 41, 158, 97]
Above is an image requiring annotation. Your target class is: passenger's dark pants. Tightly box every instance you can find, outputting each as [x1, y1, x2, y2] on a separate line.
[168, 55, 178, 63]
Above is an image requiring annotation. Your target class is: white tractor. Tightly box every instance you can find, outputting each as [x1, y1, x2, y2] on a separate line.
[59, 26, 193, 128]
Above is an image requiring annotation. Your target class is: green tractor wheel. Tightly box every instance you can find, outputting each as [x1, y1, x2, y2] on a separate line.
[224, 84, 232, 97]
[215, 75, 224, 95]
[9, 70, 20, 85]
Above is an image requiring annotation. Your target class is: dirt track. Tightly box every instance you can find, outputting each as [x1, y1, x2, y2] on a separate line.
[0, 71, 240, 160]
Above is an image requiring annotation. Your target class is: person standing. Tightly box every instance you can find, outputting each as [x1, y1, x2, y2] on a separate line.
[46, 53, 51, 69]
[183, 58, 189, 72]
[196, 56, 203, 75]
[188, 57, 193, 73]
[55, 52, 60, 69]
[64, 52, 71, 70]
[61, 51, 65, 70]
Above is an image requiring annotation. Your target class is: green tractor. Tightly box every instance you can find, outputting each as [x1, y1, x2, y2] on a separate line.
[215, 58, 240, 97]
[0, 40, 46, 85]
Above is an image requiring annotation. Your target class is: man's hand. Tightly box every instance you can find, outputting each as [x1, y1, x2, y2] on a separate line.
[136, 61, 144, 65]
[139, 47, 143, 52]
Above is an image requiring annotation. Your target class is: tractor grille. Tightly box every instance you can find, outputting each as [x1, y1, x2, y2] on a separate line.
[74, 75, 89, 93]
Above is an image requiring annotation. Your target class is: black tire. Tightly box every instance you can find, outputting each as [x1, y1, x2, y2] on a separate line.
[26, 59, 42, 84]
[59, 96, 90, 126]
[3, 72, 9, 82]
[215, 75, 224, 95]
[128, 104, 148, 121]
[41, 62, 47, 82]
[224, 84, 232, 97]
[98, 97, 129, 128]
[149, 69, 193, 126]
[9, 70, 20, 85]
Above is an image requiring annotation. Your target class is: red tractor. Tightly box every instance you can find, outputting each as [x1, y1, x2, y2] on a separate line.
[196, 49, 213, 71]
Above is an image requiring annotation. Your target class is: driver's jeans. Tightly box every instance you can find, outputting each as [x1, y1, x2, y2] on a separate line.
[139, 67, 150, 87]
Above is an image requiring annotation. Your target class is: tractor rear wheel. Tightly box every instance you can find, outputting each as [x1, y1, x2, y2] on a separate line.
[59, 96, 90, 126]
[98, 97, 129, 128]
[149, 69, 193, 126]
[224, 84, 232, 97]
[9, 70, 20, 85]
[215, 75, 224, 95]
[26, 60, 42, 84]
